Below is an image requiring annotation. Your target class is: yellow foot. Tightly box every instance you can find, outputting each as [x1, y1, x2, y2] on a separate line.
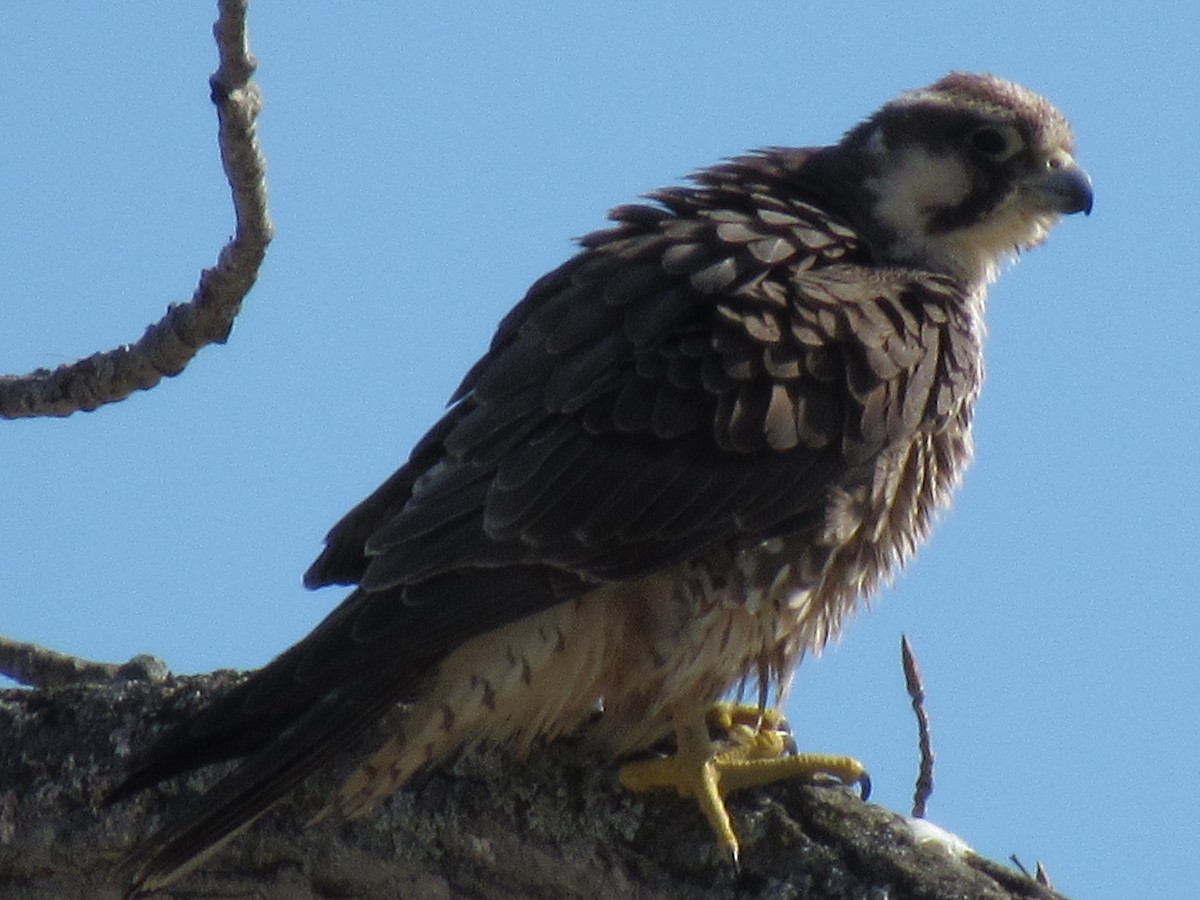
[619, 703, 870, 864]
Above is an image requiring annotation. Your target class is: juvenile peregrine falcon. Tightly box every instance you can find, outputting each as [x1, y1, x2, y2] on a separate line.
[110, 72, 1092, 894]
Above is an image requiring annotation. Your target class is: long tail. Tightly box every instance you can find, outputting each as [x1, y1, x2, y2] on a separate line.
[110, 668, 408, 898]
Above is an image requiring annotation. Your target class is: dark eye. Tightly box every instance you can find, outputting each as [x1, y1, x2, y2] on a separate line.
[967, 124, 1024, 161]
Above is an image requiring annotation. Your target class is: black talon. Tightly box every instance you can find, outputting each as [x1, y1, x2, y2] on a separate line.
[856, 771, 872, 801]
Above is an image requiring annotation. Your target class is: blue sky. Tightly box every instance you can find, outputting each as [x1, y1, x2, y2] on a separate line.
[3, 4, 1196, 898]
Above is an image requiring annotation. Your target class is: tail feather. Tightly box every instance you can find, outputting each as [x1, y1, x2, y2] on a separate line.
[116, 677, 404, 898]
[105, 676, 287, 808]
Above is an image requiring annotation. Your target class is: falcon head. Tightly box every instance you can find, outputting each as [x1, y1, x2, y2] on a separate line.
[835, 72, 1092, 285]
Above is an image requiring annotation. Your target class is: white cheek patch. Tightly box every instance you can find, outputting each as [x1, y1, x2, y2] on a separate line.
[865, 142, 1058, 286]
[866, 145, 973, 245]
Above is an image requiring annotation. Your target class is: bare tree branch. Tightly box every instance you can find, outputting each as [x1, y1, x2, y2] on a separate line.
[0, 0, 271, 420]
[0, 636, 166, 691]
[0, 672, 1070, 900]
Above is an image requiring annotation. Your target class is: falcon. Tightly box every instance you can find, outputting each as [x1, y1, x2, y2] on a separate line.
[110, 72, 1092, 895]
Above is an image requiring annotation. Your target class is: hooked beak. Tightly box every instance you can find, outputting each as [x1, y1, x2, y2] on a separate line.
[1026, 152, 1093, 215]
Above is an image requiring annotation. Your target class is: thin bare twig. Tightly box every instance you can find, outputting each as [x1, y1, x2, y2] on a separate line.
[901, 633, 934, 818]
[1010, 856, 1055, 889]
[0, 0, 272, 419]
[1036, 862, 1054, 888]
[0, 634, 167, 690]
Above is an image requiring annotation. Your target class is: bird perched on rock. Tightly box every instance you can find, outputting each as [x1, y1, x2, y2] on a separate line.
[110, 72, 1091, 896]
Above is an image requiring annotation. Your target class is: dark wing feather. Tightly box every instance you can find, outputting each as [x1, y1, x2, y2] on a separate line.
[287, 149, 979, 691]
